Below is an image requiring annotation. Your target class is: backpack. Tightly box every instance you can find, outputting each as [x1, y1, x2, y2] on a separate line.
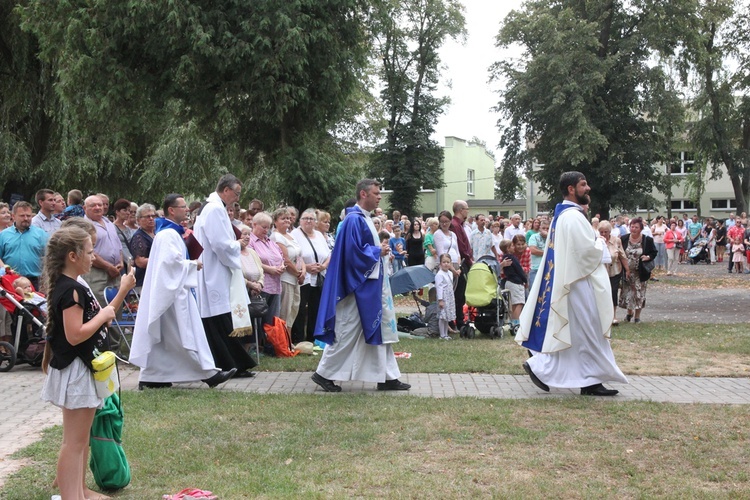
[263, 317, 298, 357]
[89, 393, 131, 490]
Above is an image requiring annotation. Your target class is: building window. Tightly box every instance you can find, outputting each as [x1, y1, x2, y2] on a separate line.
[669, 151, 695, 175]
[711, 199, 736, 210]
[670, 200, 696, 210]
[467, 169, 475, 196]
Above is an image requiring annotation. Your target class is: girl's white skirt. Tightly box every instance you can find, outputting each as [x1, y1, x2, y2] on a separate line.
[41, 357, 103, 410]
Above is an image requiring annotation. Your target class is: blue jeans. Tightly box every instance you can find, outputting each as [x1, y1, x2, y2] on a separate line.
[528, 269, 539, 289]
[655, 242, 667, 268]
[393, 259, 405, 273]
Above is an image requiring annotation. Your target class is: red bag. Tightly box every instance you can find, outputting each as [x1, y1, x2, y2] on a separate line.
[263, 317, 298, 358]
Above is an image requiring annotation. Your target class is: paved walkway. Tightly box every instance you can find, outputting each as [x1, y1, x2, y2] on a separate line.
[1, 364, 749, 488]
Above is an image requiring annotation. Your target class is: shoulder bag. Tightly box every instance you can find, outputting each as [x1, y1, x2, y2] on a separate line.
[300, 230, 325, 287]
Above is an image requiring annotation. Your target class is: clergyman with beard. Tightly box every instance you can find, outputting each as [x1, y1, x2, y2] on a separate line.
[515, 171, 628, 397]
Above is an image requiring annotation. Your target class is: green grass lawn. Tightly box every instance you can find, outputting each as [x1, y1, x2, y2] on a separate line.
[4, 391, 749, 499]
[259, 321, 750, 377]
[3, 321, 749, 499]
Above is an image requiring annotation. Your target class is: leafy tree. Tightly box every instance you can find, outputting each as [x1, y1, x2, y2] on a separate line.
[17, 0, 372, 206]
[0, 0, 60, 200]
[677, 0, 750, 214]
[491, 0, 687, 219]
[368, 0, 466, 217]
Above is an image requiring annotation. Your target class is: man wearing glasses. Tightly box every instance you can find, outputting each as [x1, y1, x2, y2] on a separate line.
[193, 174, 257, 378]
[131, 194, 236, 389]
[82, 194, 124, 308]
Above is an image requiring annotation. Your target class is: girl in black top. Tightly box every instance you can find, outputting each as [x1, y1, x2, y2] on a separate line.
[40, 226, 135, 500]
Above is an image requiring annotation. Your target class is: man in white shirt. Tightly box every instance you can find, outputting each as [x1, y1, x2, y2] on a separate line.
[503, 213, 524, 240]
[470, 214, 495, 261]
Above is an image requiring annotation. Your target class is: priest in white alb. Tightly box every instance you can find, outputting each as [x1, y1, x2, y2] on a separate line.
[516, 171, 627, 396]
[310, 179, 409, 392]
[130, 194, 236, 389]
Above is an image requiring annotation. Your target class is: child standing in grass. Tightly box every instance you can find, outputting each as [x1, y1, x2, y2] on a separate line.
[41, 226, 135, 500]
[731, 237, 745, 274]
[500, 238, 527, 331]
[435, 254, 456, 340]
[389, 226, 407, 272]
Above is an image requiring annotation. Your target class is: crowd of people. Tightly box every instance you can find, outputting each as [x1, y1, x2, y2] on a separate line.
[4, 185, 747, 349]
[2, 176, 749, 497]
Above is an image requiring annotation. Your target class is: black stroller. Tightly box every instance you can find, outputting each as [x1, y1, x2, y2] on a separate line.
[688, 237, 710, 264]
[0, 287, 47, 372]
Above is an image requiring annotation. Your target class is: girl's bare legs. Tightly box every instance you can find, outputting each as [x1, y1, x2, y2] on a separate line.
[52, 423, 111, 499]
[58, 407, 96, 500]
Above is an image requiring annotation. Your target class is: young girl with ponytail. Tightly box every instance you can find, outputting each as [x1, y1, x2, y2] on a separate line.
[41, 226, 134, 500]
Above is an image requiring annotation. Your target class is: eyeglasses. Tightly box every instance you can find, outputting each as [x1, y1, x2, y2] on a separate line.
[300, 217, 316, 222]
[139, 214, 156, 219]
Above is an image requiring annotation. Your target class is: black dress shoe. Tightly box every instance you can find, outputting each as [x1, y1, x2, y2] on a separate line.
[523, 361, 549, 392]
[202, 368, 238, 388]
[377, 379, 411, 391]
[311, 372, 342, 392]
[234, 371, 256, 378]
[580, 383, 619, 396]
[138, 382, 173, 390]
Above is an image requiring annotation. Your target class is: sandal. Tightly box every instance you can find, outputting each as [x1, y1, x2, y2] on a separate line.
[634, 318, 641, 324]
[163, 489, 218, 500]
[612, 319, 620, 326]
[625, 314, 632, 322]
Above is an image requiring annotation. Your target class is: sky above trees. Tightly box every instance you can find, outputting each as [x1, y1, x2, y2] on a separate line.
[433, 0, 522, 161]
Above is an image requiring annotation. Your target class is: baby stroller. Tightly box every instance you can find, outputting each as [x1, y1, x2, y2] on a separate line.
[0, 272, 47, 372]
[688, 237, 710, 264]
[462, 255, 510, 339]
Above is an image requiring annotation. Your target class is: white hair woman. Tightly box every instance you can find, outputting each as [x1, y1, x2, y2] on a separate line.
[248, 212, 285, 327]
[270, 208, 306, 328]
[598, 220, 629, 326]
[423, 217, 439, 271]
[130, 203, 157, 287]
[291, 208, 331, 343]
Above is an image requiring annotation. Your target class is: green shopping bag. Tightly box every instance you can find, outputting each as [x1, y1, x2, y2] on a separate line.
[89, 392, 131, 490]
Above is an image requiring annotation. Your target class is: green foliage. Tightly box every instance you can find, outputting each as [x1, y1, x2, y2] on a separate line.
[368, 0, 466, 217]
[8, 0, 371, 206]
[677, 0, 750, 214]
[0, 0, 60, 198]
[492, 0, 686, 219]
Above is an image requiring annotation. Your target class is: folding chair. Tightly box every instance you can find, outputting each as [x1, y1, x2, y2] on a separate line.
[104, 286, 139, 360]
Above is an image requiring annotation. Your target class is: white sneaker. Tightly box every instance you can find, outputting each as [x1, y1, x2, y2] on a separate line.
[440, 336, 452, 340]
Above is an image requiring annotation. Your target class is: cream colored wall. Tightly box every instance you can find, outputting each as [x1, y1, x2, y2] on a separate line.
[413, 136, 496, 216]
[523, 163, 739, 220]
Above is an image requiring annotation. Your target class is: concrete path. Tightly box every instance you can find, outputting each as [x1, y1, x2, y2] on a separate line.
[2, 364, 749, 488]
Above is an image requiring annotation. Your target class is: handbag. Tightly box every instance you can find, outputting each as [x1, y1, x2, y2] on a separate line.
[248, 293, 268, 317]
[263, 317, 299, 357]
[300, 230, 325, 287]
[641, 259, 655, 273]
[91, 351, 120, 399]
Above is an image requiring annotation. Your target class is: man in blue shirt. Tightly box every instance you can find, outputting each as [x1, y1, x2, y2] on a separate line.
[686, 215, 703, 253]
[0, 201, 49, 289]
